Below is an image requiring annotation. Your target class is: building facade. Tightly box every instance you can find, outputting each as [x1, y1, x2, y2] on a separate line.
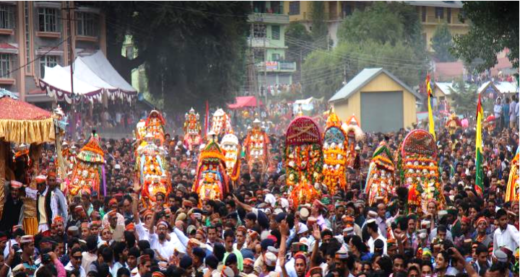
[407, 1, 469, 51]
[0, 1, 106, 103]
[283, 1, 468, 51]
[248, 1, 296, 89]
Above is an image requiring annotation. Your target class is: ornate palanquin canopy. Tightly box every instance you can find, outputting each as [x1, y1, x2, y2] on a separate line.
[0, 96, 55, 144]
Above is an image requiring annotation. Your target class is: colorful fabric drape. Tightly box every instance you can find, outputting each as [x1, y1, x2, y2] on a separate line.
[505, 149, 519, 202]
[475, 93, 484, 197]
[426, 74, 436, 141]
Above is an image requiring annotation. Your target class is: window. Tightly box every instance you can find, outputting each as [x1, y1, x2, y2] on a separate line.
[0, 4, 14, 29]
[76, 12, 99, 37]
[38, 8, 59, 32]
[435, 7, 444, 19]
[271, 25, 280, 40]
[39, 56, 58, 78]
[344, 4, 352, 16]
[447, 8, 451, 23]
[421, 7, 427, 22]
[289, 2, 300, 15]
[253, 24, 266, 38]
[125, 46, 134, 59]
[0, 54, 12, 78]
[272, 53, 281, 61]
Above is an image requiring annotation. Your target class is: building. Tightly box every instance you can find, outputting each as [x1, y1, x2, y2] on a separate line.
[433, 82, 454, 111]
[248, 1, 296, 89]
[329, 68, 421, 132]
[283, 1, 369, 47]
[0, 1, 106, 104]
[406, 1, 469, 51]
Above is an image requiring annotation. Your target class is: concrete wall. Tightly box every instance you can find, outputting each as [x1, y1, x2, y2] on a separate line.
[332, 73, 418, 130]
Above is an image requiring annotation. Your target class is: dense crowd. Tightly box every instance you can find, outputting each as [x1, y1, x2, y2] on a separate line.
[0, 103, 518, 277]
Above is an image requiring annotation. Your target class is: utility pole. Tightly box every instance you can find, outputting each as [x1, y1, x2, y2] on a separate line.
[263, 25, 267, 116]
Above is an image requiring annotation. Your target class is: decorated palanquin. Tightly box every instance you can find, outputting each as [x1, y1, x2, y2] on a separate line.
[135, 111, 170, 208]
[365, 142, 395, 206]
[145, 110, 166, 144]
[445, 114, 462, 135]
[285, 116, 323, 207]
[322, 111, 348, 195]
[193, 137, 229, 203]
[342, 115, 365, 170]
[243, 119, 270, 175]
[505, 149, 519, 202]
[183, 108, 202, 151]
[220, 133, 240, 183]
[397, 130, 444, 214]
[210, 109, 233, 139]
[13, 144, 31, 184]
[68, 133, 105, 197]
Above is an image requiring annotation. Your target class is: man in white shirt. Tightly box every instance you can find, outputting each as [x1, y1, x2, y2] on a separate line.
[65, 247, 86, 277]
[366, 219, 387, 255]
[24, 175, 58, 234]
[149, 221, 185, 262]
[493, 209, 519, 253]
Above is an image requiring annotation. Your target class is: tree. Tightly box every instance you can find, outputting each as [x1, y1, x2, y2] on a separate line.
[310, 2, 329, 48]
[451, 1, 519, 72]
[285, 22, 313, 83]
[94, 2, 250, 112]
[302, 41, 421, 99]
[304, 2, 429, 99]
[431, 24, 456, 62]
[449, 79, 478, 117]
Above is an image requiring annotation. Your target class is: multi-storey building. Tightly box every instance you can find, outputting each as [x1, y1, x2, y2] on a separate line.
[283, 1, 469, 51]
[0, 1, 106, 104]
[248, 1, 296, 89]
[406, 1, 469, 51]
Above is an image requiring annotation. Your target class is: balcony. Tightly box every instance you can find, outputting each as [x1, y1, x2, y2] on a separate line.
[256, 61, 296, 72]
[248, 13, 289, 24]
[423, 16, 468, 26]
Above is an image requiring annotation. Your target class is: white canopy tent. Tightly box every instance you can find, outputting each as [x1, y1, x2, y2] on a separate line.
[39, 50, 137, 104]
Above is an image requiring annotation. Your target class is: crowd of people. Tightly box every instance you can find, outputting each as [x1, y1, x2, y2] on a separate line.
[0, 103, 518, 277]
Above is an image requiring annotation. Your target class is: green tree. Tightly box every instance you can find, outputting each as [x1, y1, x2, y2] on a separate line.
[451, 1, 519, 72]
[449, 79, 478, 117]
[94, 2, 250, 112]
[431, 23, 456, 62]
[310, 2, 329, 48]
[285, 22, 313, 82]
[304, 2, 429, 99]
[302, 41, 420, 99]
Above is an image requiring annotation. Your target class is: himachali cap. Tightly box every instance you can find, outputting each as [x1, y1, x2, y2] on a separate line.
[308, 267, 323, 277]
[494, 250, 508, 262]
[156, 221, 169, 228]
[291, 242, 308, 253]
[335, 246, 348, 260]
[74, 205, 84, 213]
[20, 235, 34, 244]
[35, 175, 47, 183]
[12, 225, 22, 232]
[475, 217, 488, 226]
[342, 226, 354, 234]
[244, 257, 254, 267]
[109, 198, 118, 206]
[221, 266, 235, 277]
[367, 210, 378, 218]
[10, 180, 22, 188]
[264, 252, 277, 267]
[126, 223, 135, 231]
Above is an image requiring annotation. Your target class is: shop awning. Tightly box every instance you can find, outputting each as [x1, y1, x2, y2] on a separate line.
[227, 96, 263, 109]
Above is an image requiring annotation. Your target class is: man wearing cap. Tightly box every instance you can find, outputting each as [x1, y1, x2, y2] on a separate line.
[149, 220, 186, 261]
[0, 180, 24, 234]
[23, 175, 59, 233]
[18, 235, 38, 276]
[473, 217, 492, 248]
[47, 171, 68, 220]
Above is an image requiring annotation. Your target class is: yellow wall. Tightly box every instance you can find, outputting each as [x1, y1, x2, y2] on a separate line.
[433, 86, 453, 108]
[332, 73, 418, 129]
[284, 1, 313, 21]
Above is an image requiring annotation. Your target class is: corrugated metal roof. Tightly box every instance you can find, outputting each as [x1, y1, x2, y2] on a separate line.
[406, 1, 463, 8]
[329, 68, 421, 102]
[478, 81, 519, 94]
[435, 82, 454, 95]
